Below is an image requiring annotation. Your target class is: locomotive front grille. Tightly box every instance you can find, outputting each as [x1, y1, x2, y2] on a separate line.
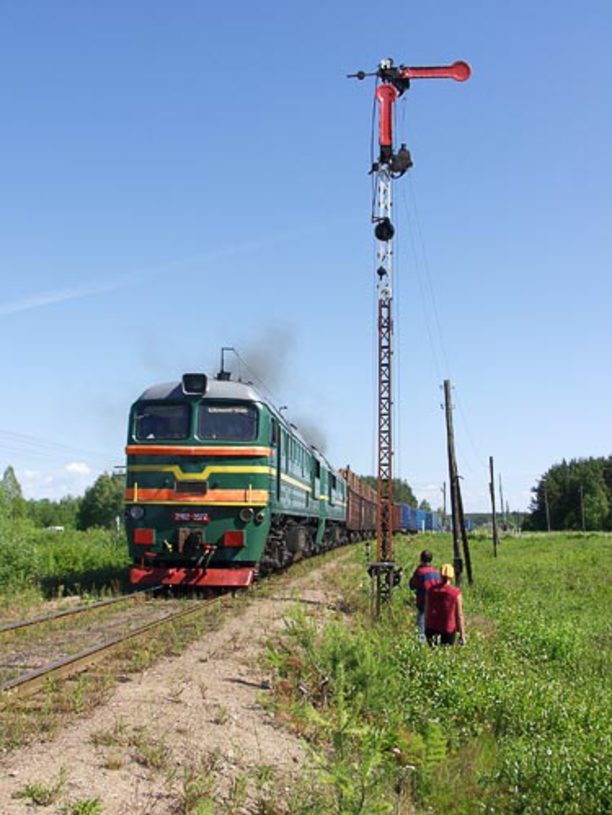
[175, 480, 208, 494]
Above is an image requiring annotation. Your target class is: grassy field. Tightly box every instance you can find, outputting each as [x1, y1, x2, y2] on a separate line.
[0, 518, 129, 611]
[267, 532, 611, 814]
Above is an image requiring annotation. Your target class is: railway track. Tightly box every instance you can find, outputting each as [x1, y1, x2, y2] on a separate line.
[0, 594, 222, 702]
[0, 587, 158, 636]
[0, 546, 354, 705]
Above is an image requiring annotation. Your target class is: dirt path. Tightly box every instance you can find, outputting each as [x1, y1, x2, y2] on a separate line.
[0, 556, 347, 814]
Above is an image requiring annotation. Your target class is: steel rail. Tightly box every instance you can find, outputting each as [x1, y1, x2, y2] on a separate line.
[0, 546, 354, 702]
[0, 597, 221, 701]
[0, 587, 160, 636]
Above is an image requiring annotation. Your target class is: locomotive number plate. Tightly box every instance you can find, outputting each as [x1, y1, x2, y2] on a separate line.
[172, 511, 210, 523]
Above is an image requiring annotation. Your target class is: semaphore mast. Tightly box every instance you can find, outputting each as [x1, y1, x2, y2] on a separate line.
[349, 57, 471, 613]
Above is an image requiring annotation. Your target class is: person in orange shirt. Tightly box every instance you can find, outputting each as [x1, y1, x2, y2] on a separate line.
[424, 563, 466, 646]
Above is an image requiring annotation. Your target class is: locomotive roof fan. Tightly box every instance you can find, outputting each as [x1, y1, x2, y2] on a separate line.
[182, 373, 208, 395]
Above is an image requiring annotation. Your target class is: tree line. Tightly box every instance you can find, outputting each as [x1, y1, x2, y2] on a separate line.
[0, 466, 124, 530]
[526, 456, 612, 531]
[11, 457, 608, 534]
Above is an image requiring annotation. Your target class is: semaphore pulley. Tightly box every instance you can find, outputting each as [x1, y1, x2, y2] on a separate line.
[349, 57, 471, 615]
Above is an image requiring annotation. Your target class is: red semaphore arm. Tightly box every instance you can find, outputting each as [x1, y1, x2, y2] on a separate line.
[398, 60, 471, 82]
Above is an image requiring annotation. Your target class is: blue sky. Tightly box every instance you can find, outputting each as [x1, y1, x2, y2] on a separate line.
[0, 1, 610, 511]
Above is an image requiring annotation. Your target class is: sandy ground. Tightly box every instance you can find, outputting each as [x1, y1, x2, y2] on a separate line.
[0, 558, 346, 814]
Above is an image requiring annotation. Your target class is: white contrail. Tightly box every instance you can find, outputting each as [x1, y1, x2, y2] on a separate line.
[0, 279, 127, 316]
[0, 219, 351, 318]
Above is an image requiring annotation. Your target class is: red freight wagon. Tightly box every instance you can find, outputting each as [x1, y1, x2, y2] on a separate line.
[392, 503, 401, 533]
[339, 468, 377, 540]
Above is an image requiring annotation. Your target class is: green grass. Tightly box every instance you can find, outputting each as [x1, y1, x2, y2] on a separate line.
[0, 518, 129, 609]
[63, 798, 103, 815]
[13, 767, 67, 806]
[0, 600, 226, 752]
[267, 532, 612, 815]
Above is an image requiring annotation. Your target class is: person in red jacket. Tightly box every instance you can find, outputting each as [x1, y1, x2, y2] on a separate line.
[424, 563, 466, 646]
[409, 550, 441, 642]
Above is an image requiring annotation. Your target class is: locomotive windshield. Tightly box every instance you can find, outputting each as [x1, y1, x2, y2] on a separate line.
[135, 404, 190, 440]
[197, 403, 258, 441]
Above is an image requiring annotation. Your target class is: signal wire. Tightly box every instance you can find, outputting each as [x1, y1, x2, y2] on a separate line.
[399, 182, 444, 383]
[398, 178, 487, 476]
[370, 229, 378, 479]
[392, 99, 403, 487]
[369, 79, 380, 479]
[369, 78, 380, 220]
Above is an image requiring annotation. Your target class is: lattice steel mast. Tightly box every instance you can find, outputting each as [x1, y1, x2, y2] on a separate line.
[349, 58, 471, 610]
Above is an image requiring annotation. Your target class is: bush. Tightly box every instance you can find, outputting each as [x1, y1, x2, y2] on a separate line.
[0, 518, 129, 604]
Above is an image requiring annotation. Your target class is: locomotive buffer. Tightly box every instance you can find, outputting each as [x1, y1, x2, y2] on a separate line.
[349, 58, 470, 613]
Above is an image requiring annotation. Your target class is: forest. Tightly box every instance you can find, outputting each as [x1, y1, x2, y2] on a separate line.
[526, 456, 612, 531]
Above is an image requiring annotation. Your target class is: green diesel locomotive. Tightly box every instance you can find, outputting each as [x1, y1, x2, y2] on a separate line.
[125, 372, 348, 588]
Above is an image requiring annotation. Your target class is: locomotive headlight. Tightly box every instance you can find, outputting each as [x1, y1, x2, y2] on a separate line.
[129, 506, 145, 520]
[255, 510, 265, 524]
[239, 507, 254, 523]
[182, 373, 208, 395]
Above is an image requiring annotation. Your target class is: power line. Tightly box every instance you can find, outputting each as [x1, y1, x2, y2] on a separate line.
[398, 185, 444, 382]
[454, 393, 488, 472]
[0, 429, 112, 464]
[399, 180, 487, 476]
[404, 178, 452, 374]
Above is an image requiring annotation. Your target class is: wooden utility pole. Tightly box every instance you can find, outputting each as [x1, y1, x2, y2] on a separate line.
[489, 456, 499, 557]
[498, 473, 506, 531]
[543, 479, 551, 531]
[441, 481, 447, 530]
[443, 380, 473, 585]
[580, 483, 586, 532]
[456, 481, 473, 584]
[444, 380, 462, 580]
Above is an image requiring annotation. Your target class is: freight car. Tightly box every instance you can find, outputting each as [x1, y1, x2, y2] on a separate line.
[392, 504, 442, 534]
[339, 467, 377, 541]
[124, 371, 440, 589]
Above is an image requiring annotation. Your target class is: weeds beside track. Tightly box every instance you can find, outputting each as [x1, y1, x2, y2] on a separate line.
[0, 543, 354, 753]
[0, 587, 157, 635]
[266, 532, 612, 815]
[1, 596, 221, 701]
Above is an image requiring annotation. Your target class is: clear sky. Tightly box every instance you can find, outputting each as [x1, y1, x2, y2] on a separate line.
[0, 1, 610, 512]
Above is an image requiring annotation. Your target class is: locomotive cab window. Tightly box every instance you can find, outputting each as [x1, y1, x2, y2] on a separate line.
[135, 404, 190, 440]
[197, 403, 258, 441]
